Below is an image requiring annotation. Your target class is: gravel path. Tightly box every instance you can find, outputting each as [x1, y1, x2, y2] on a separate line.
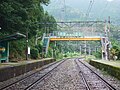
[81, 59, 120, 90]
[31, 59, 86, 90]
[31, 58, 120, 90]
[1, 58, 120, 90]
[0, 61, 63, 90]
[76, 59, 110, 90]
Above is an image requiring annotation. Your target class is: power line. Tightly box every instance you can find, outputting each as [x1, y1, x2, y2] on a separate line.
[60, 0, 67, 22]
[86, 0, 93, 16]
[99, 1, 113, 20]
[85, 0, 95, 20]
[99, 2, 108, 19]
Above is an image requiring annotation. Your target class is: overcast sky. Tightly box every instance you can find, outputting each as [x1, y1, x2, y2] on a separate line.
[45, 0, 120, 21]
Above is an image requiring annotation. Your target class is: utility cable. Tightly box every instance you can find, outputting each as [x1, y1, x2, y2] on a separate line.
[85, 0, 95, 20]
[99, 2, 108, 20]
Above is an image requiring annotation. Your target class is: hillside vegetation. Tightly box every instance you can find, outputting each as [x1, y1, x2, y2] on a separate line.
[0, 0, 57, 60]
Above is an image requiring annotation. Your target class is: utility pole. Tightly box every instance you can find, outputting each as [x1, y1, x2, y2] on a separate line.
[26, 31, 28, 60]
[84, 41, 87, 59]
[89, 45, 91, 55]
[80, 45, 82, 55]
[54, 41, 57, 58]
[61, 0, 66, 21]
[95, 47, 97, 53]
[52, 48, 54, 58]
[107, 16, 111, 60]
[104, 20, 109, 60]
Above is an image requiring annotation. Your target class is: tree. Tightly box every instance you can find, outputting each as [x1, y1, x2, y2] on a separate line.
[0, 0, 57, 60]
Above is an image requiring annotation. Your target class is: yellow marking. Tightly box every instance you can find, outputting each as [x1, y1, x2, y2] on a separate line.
[50, 38, 101, 41]
[0, 48, 5, 51]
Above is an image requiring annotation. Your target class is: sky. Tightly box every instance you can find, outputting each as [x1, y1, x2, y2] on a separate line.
[44, 0, 120, 22]
[107, 0, 114, 2]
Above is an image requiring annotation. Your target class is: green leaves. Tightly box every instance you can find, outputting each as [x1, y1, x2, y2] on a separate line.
[0, 0, 57, 60]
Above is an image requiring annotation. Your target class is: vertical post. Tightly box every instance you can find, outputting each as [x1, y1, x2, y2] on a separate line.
[84, 41, 87, 59]
[35, 29, 39, 46]
[45, 24, 47, 36]
[89, 45, 91, 55]
[107, 16, 111, 60]
[26, 31, 28, 60]
[7, 42, 9, 62]
[104, 20, 108, 60]
[35, 34, 37, 45]
[54, 41, 57, 58]
[52, 48, 54, 58]
[80, 45, 81, 55]
[95, 47, 97, 53]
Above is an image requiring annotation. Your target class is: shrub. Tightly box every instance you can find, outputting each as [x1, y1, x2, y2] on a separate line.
[64, 54, 67, 57]
[35, 43, 42, 53]
[47, 47, 53, 58]
[93, 51, 102, 59]
[30, 48, 39, 59]
[57, 53, 63, 59]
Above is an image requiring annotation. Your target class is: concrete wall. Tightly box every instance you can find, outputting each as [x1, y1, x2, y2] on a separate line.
[0, 59, 56, 82]
[89, 60, 120, 80]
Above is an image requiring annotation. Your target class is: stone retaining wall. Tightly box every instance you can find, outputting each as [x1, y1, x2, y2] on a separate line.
[89, 60, 120, 80]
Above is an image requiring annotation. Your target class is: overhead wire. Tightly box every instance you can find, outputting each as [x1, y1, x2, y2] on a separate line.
[86, 0, 92, 16]
[99, 2, 109, 20]
[85, 0, 95, 20]
[63, 0, 67, 21]
[99, 0, 114, 22]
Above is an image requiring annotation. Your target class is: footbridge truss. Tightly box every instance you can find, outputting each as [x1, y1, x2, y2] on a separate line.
[41, 21, 111, 60]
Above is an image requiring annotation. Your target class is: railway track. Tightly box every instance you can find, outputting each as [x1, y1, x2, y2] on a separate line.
[1, 58, 118, 90]
[0, 59, 66, 90]
[74, 58, 90, 90]
[75, 58, 116, 90]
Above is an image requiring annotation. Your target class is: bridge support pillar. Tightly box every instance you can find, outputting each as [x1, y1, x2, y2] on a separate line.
[101, 37, 110, 60]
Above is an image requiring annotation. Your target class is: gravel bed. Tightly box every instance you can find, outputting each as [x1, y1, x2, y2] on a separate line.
[79, 59, 120, 90]
[1, 58, 120, 90]
[0, 61, 61, 90]
[31, 58, 86, 90]
[30, 58, 120, 90]
[76, 60, 110, 90]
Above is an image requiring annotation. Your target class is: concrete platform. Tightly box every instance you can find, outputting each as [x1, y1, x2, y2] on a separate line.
[90, 60, 120, 68]
[89, 59, 120, 80]
[0, 58, 56, 82]
[0, 58, 54, 69]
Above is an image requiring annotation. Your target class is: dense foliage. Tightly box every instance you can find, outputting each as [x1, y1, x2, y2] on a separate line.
[0, 0, 57, 60]
[30, 47, 39, 59]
